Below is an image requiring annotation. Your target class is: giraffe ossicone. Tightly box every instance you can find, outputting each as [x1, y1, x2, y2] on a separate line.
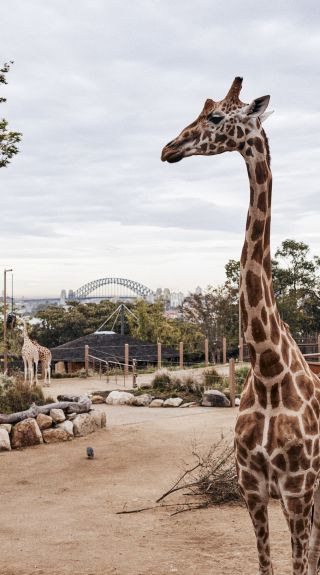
[162, 77, 320, 575]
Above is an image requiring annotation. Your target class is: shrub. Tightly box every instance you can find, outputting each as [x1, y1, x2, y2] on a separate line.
[0, 377, 49, 414]
[151, 370, 172, 390]
[203, 367, 223, 388]
[235, 365, 250, 394]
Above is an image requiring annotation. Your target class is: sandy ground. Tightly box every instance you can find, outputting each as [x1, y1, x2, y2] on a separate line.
[0, 376, 292, 575]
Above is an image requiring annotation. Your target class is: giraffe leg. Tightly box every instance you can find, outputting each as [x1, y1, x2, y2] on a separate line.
[23, 357, 28, 383]
[245, 498, 274, 575]
[282, 495, 312, 575]
[308, 487, 320, 575]
[34, 360, 38, 386]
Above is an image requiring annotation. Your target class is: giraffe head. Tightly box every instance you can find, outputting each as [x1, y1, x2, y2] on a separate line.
[161, 77, 272, 163]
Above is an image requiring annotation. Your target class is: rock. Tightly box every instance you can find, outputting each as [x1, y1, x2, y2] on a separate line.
[89, 410, 106, 429]
[73, 413, 97, 437]
[0, 428, 11, 451]
[0, 423, 12, 433]
[235, 397, 240, 406]
[57, 420, 74, 436]
[50, 408, 66, 423]
[36, 414, 53, 430]
[201, 389, 230, 407]
[57, 394, 80, 402]
[91, 395, 106, 404]
[42, 428, 72, 443]
[100, 411, 107, 428]
[132, 394, 153, 407]
[11, 418, 43, 449]
[163, 397, 183, 407]
[67, 413, 77, 420]
[149, 399, 164, 408]
[105, 391, 135, 406]
[179, 402, 199, 408]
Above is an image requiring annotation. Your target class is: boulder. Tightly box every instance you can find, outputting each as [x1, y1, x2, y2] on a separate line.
[36, 413, 53, 430]
[132, 394, 153, 407]
[67, 413, 77, 421]
[0, 423, 12, 434]
[201, 389, 230, 407]
[105, 391, 135, 406]
[163, 397, 183, 408]
[0, 428, 11, 451]
[50, 408, 66, 423]
[11, 418, 43, 449]
[89, 410, 107, 429]
[91, 395, 106, 404]
[42, 428, 72, 443]
[179, 402, 199, 408]
[57, 420, 74, 436]
[149, 399, 164, 408]
[73, 413, 97, 437]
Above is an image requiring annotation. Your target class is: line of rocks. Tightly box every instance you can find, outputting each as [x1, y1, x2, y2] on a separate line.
[91, 388, 234, 408]
[0, 407, 106, 452]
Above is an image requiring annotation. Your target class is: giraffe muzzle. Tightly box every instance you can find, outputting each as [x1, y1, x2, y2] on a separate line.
[161, 141, 184, 163]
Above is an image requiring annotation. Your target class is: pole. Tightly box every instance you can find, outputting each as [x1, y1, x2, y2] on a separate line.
[3, 269, 12, 375]
[229, 358, 236, 408]
[157, 341, 162, 370]
[84, 345, 89, 374]
[223, 336, 227, 364]
[124, 343, 129, 378]
[239, 336, 243, 363]
[120, 304, 125, 336]
[179, 341, 184, 369]
[204, 338, 209, 367]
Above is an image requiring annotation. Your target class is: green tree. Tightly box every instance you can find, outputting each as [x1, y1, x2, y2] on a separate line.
[0, 62, 21, 167]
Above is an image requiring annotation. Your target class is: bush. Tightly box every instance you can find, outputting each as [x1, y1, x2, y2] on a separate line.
[0, 376, 49, 414]
[235, 365, 250, 394]
[203, 367, 223, 388]
[151, 370, 172, 390]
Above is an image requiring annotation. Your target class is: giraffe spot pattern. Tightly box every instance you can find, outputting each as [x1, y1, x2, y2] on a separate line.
[260, 349, 283, 378]
[246, 270, 263, 308]
[255, 161, 269, 184]
[235, 412, 265, 451]
[251, 317, 267, 343]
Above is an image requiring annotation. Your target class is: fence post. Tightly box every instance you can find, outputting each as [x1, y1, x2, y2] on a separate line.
[223, 337, 227, 364]
[157, 341, 162, 370]
[229, 357, 236, 408]
[132, 359, 137, 387]
[84, 345, 89, 374]
[318, 334, 320, 354]
[124, 343, 129, 378]
[179, 341, 184, 369]
[239, 336, 243, 363]
[204, 338, 209, 367]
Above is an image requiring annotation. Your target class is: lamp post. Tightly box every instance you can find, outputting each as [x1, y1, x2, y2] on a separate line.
[3, 268, 13, 375]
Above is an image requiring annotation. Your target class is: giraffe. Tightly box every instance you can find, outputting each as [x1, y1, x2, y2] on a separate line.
[21, 319, 39, 386]
[161, 77, 320, 575]
[31, 340, 52, 386]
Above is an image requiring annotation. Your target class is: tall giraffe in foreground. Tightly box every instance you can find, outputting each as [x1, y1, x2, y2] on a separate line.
[162, 77, 320, 575]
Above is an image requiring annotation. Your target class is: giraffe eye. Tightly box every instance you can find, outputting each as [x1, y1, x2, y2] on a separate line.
[208, 114, 224, 125]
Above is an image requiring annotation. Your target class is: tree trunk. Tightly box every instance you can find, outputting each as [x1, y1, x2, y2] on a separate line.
[0, 395, 92, 424]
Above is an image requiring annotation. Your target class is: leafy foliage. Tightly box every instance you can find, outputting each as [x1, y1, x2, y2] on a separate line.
[0, 62, 21, 167]
[0, 376, 52, 414]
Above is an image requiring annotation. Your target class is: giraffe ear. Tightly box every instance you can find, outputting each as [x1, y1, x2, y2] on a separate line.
[244, 95, 270, 118]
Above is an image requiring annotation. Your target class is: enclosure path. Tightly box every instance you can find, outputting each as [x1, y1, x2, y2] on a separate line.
[0, 377, 290, 575]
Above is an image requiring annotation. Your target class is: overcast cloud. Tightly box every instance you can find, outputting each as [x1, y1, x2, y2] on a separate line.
[1, 0, 320, 296]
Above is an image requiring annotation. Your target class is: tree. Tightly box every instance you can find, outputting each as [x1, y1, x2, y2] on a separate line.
[0, 62, 21, 167]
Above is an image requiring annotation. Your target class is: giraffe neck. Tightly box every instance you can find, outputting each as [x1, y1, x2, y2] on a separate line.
[239, 129, 284, 378]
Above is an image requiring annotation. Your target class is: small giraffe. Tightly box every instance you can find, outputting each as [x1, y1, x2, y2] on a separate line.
[21, 319, 39, 387]
[31, 340, 52, 386]
[162, 77, 320, 575]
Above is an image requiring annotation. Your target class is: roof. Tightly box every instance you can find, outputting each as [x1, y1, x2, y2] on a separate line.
[51, 332, 179, 364]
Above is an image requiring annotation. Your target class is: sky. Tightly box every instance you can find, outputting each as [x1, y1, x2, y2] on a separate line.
[1, 0, 320, 297]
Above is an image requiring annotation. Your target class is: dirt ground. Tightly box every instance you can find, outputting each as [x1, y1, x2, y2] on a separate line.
[0, 376, 292, 575]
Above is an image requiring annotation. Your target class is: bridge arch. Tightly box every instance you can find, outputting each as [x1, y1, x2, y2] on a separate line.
[72, 277, 155, 300]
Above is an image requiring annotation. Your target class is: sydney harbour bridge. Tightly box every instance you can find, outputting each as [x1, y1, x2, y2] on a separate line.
[65, 277, 155, 303]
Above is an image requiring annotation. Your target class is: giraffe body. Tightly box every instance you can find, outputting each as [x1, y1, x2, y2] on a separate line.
[31, 340, 52, 386]
[21, 320, 39, 386]
[161, 78, 320, 575]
